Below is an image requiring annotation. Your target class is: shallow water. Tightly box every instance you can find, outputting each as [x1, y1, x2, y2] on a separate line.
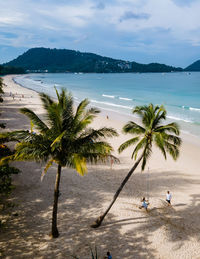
[14, 72, 200, 138]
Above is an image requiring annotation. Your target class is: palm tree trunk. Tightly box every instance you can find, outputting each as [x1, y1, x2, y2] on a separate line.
[51, 164, 62, 238]
[91, 154, 143, 228]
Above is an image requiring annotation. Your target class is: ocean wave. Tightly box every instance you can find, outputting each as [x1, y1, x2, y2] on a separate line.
[119, 97, 132, 101]
[91, 99, 132, 110]
[167, 115, 193, 123]
[189, 107, 200, 112]
[102, 94, 115, 98]
[181, 105, 200, 112]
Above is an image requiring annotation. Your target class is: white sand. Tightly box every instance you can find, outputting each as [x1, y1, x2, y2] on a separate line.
[0, 75, 200, 259]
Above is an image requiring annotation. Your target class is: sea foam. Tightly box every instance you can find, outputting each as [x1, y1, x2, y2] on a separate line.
[119, 97, 132, 101]
[189, 107, 200, 112]
[167, 115, 193, 123]
[102, 94, 115, 98]
[91, 99, 132, 110]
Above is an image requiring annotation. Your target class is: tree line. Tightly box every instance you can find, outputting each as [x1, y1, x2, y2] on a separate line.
[0, 65, 25, 75]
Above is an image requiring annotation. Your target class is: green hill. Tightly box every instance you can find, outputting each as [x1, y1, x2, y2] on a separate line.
[4, 47, 183, 73]
[185, 60, 200, 71]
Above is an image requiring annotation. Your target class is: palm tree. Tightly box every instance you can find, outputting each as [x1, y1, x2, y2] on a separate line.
[1, 88, 118, 237]
[0, 77, 5, 127]
[91, 103, 181, 228]
[0, 77, 4, 94]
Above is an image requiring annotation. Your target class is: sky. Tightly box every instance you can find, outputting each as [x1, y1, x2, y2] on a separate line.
[0, 0, 200, 67]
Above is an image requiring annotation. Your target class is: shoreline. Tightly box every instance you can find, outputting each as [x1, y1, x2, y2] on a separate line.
[11, 74, 200, 148]
[1, 74, 200, 258]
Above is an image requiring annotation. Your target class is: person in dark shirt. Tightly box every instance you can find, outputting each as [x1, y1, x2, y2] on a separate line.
[106, 251, 112, 259]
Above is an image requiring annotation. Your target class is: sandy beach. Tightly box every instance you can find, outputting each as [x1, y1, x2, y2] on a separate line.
[1, 75, 200, 259]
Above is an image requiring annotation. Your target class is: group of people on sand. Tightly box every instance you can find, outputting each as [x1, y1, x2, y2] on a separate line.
[9, 91, 24, 100]
[139, 191, 172, 211]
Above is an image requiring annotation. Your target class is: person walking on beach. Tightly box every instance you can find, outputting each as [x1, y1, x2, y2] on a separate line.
[139, 197, 149, 211]
[166, 191, 172, 205]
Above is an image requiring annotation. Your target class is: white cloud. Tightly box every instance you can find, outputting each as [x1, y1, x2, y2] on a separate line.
[0, 0, 199, 66]
[0, 0, 199, 42]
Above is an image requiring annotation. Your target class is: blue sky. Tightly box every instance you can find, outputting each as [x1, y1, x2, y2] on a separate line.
[0, 0, 199, 67]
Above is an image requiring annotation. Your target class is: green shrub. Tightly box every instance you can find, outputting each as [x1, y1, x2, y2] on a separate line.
[0, 144, 12, 158]
[0, 145, 20, 195]
[0, 165, 20, 195]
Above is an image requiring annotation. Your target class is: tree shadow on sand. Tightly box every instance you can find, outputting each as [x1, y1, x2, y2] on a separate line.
[1, 163, 200, 258]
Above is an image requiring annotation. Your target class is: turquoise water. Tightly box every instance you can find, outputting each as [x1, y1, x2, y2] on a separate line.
[14, 72, 200, 137]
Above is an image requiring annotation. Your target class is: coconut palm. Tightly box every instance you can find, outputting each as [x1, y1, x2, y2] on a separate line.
[91, 103, 181, 228]
[1, 88, 118, 237]
[0, 77, 4, 94]
[0, 77, 5, 127]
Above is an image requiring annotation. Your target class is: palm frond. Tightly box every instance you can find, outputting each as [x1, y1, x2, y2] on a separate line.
[141, 145, 152, 170]
[132, 104, 153, 127]
[30, 120, 34, 133]
[54, 87, 60, 101]
[0, 154, 15, 165]
[155, 122, 180, 135]
[166, 134, 182, 146]
[78, 128, 118, 145]
[122, 121, 145, 135]
[14, 141, 51, 162]
[152, 105, 166, 128]
[118, 137, 140, 153]
[41, 159, 55, 181]
[163, 141, 180, 160]
[62, 95, 74, 129]
[131, 137, 147, 160]
[50, 130, 66, 151]
[20, 108, 49, 133]
[154, 132, 167, 159]
[72, 154, 87, 176]
[74, 99, 90, 121]
[39, 92, 54, 110]
[58, 88, 73, 112]
[0, 130, 33, 143]
[74, 140, 117, 165]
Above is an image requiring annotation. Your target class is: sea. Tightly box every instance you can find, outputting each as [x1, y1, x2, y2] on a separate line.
[14, 72, 200, 139]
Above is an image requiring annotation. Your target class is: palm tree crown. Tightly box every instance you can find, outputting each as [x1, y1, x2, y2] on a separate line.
[119, 103, 181, 169]
[5, 88, 117, 175]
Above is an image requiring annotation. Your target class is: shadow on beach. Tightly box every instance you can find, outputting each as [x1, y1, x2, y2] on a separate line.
[1, 162, 200, 258]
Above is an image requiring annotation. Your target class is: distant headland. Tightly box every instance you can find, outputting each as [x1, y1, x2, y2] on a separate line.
[1, 47, 200, 74]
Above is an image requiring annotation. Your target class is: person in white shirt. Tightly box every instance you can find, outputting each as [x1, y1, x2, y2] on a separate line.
[166, 191, 172, 205]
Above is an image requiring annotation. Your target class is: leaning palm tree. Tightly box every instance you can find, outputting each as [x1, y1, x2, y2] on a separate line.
[91, 103, 181, 228]
[1, 88, 118, 237]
